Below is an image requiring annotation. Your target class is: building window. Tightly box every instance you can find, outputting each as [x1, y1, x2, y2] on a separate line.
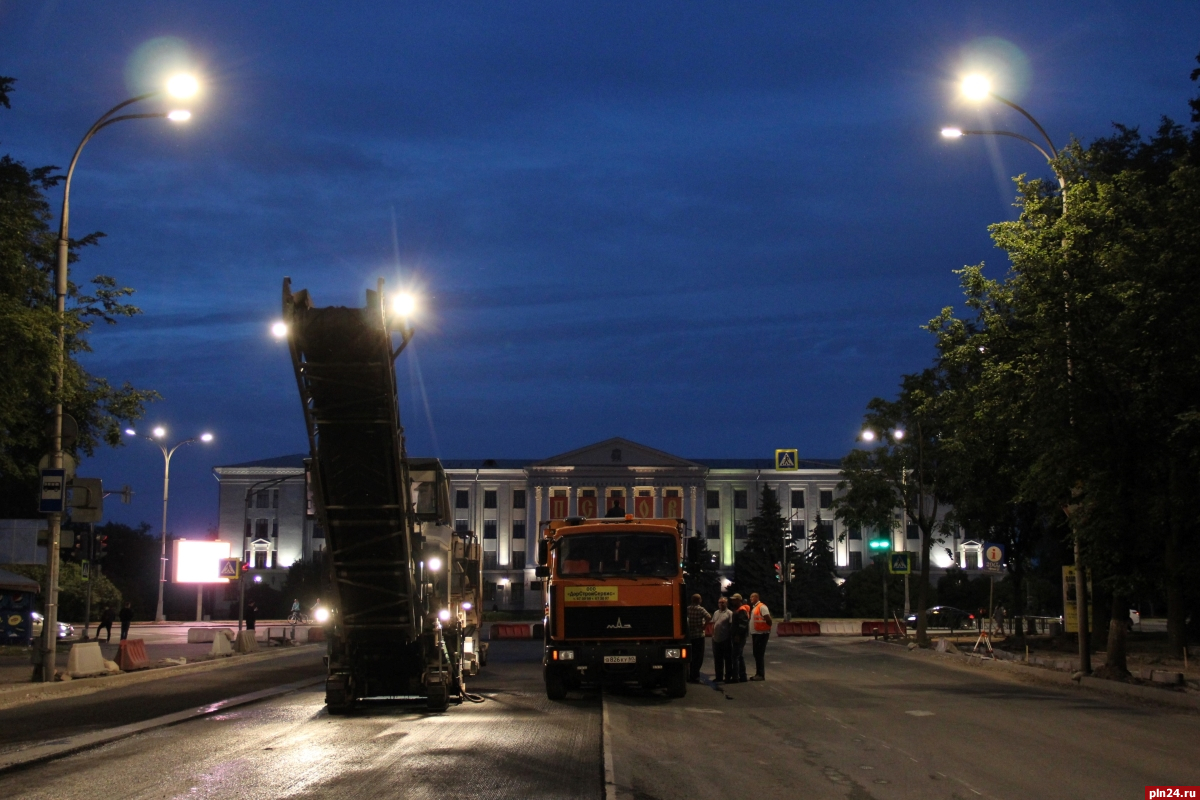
[529, 580, 543, 591]
[244, 519, 251, 538]
[255, 519, 268, 538]
[819, 489, 833, 509]
[816, 520, 834, 541]
[254, 550, 267, 569]
[907, 523, 919, 540]
[791, 489, 805, 509]
[312, 524, 324, 539]
[455, 520, 469, 533]
[456, 490, 470, 509]
[271, 519, 278, 538]
[513, 489, 526, 509]
[848, 524, 861, 540]
[512, 521, 526, 539]
[849, 551, 863, 570]
[734, 490, 748, 510]
[966, 550, 979, 569]
[272, 489, 280, 509]
[484, 490, 497, 509]
[791, 521, 805, 543]
[512, 550, 526, 570]
[706, 490, 720, 509]
[483, 552, 498, 570]
[484, 520, 498, 540]
[734, 522, 748, 540]
[706, 522, 720, 539]
[483, 580, 496, 601]
[256, 490, 269, 509]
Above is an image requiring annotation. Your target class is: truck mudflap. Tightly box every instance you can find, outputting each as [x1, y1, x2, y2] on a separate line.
[545, 641, 688, 690]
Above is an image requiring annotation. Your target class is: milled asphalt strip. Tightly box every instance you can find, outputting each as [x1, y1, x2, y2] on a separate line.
[600, 691, 627, 800]
[0, 675, 325, 774]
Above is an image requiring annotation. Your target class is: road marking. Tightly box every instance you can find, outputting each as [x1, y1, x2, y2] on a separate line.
[0, 675, 323, 774]
[905, 710, 935, 716]
[601, 692, 630, 800]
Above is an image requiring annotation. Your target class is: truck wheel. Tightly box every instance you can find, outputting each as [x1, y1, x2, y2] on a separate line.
[326, 677, 350, 713]
[545, 667, 568, 701]
[666, 665, 687, 698]
[427, 683, 450, 712]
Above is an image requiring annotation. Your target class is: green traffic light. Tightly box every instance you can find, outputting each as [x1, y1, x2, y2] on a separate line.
[868, 538, 890, 551]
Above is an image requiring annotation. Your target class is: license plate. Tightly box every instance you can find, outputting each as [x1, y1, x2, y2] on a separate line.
[603, 655, 636, 664]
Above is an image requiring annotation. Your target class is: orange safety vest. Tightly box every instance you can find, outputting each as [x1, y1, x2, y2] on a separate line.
[752, 602, 771, 632]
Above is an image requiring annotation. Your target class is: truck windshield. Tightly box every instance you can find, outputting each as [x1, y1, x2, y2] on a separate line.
[557, 533, 678, 578]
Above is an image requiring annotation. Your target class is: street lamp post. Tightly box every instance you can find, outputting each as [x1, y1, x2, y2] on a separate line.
[126, 428, 213, 622]
[941, 74, 1090, 674]
[38, 75, 198, 683]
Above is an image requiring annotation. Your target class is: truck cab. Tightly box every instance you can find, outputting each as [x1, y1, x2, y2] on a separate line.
[537, 515, 689, 699]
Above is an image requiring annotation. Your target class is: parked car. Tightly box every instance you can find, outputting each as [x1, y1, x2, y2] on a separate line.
[905, 606, 975, 633]
[30, 612, 74, 639]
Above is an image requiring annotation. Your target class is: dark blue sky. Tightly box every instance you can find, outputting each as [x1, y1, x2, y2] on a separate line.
[3, 2, 1197, 535]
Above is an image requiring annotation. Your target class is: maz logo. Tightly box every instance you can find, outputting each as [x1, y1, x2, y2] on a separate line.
[606, 617, 632, 630]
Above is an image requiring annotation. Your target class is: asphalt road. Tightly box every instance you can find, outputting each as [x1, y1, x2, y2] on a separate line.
[1, 637, 1198, 799]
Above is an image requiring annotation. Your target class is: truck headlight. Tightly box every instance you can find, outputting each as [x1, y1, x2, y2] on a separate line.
[664, 648, 682, 659]
[558, 650, 575, 661]
[314, 607, 330, 623]
[464, 639, 474, 654]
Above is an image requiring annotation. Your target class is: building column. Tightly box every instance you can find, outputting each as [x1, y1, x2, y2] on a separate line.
[689, 485, 698, 537]
[533, 485, 543, 543]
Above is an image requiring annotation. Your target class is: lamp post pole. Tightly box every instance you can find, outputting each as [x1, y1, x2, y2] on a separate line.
[127, 430, 212, 622]
[942, 78, 1089, 673]
[38, 89, 195, 683]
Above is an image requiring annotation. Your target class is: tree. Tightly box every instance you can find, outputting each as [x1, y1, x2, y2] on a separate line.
[90, 522, 160, 619]
[791, 512, 843, 617]
[684, 535, 721, 609]
[7, 562, 121, 623]
[836, 369, 953, 644]
[733, 485, 787, 612]
[0, 76, 157, 516]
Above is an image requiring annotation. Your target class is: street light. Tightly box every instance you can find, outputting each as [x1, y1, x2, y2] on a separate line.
[125, 427, 214, 622]
[40, 72, 201, 682]
[940, 69, 1090, 672]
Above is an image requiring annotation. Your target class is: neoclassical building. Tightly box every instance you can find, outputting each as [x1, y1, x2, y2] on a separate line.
[212, 437, 965, 611]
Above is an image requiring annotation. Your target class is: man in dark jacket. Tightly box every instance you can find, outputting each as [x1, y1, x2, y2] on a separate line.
[730, 594, 750, 682]
[245, 601, 258, 631]
[118, 602, 133, 641]
[97, 606, 114, 643]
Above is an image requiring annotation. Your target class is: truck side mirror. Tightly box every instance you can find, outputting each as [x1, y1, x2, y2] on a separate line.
[534, 565, 549, 578]
[537, 539, 548, 567]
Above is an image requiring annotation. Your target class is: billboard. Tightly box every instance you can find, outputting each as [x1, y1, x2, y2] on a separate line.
[173, 539, 232, 583]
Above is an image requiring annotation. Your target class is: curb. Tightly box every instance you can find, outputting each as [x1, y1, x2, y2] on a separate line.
[883, 641, 1200, 711]
[0, 644, 323, 711]
[0, 675, 324, 774]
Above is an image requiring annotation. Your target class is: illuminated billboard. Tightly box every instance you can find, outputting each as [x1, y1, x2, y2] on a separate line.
[172, 539, 232, 584]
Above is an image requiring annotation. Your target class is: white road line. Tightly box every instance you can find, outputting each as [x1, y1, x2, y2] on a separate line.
[601, 692, 624, 800]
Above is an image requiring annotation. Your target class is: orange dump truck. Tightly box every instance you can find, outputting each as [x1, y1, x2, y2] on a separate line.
[536, 515, 690, 699]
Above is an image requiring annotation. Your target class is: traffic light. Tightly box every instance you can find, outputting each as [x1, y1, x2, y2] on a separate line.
[69, 530, 88, 560]
[788, 562, 795, 581]
[94, 532, 109, 561]
[867, 537, 891, 552]
[774, 562, 782, 582]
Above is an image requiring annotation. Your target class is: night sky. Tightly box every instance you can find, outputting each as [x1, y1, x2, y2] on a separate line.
[3, 3, 1197, 536]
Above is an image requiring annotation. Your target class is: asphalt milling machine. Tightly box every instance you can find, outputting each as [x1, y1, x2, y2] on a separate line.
[282, 278, 485, 712]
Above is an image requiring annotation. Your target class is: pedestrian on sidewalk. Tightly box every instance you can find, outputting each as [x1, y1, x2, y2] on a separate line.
[245, 601, 258, 631]
[97, 606, 114, 643]
[730, 593, 750, 682]
[118, 602, 133, 641]
[749, 592, 772, 680]
[686, 594, 712, 682]
[711, 596, 733, 683]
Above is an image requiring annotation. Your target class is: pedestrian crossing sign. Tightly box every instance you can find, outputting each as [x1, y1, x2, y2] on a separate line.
[888, 552, 912, 574]
[775, 449, 798, 471]
[218, 558, 241, 579]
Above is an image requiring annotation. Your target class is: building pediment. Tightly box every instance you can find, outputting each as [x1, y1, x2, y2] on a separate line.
[532, 437, 705, 470]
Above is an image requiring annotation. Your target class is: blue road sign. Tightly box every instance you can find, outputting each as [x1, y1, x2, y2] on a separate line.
[39, 469, 66, 513]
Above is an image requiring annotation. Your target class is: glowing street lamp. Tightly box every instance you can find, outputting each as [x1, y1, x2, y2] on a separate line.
[126, 427, 215, 621]
[271, 321, 288, 339]
[39, 71, 204, 681]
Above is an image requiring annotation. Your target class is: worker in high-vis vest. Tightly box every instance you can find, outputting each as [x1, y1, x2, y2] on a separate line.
[748, 592, 773, 681]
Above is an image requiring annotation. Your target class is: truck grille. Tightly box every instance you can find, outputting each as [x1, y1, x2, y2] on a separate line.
[564, 606, 674, 639]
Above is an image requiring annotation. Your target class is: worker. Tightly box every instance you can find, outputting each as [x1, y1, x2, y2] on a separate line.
[686, 594, 712, 683]
[749, 591, 773, 681]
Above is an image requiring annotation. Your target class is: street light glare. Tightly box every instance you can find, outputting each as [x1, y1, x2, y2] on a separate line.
[961, 74, 991, 101]
[152, 426, 166, 438]
[392, 293, 416, 318]
[941, 127, 964, 138]
[166, 73, 199, 99]
[271, 321, 288, 339]
[893, 429, 905, 441]
[167, 110, 192, 123]
[427, 556, 442, 572]
[200, 433, 214, 443]
[125, 428, 137, 436]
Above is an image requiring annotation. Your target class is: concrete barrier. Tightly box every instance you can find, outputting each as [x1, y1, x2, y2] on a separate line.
[66, 642, 107, 678]
[777, 621, 820, 637]
[491, 623, 533, 640]
[186, 627, 236, 644]
[235, 631, 258, 653]
[308, 627, 324, 643]
[861, 620, 906, 637]
[118, 638, 150, 671]
[210, 631, 233, 657]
